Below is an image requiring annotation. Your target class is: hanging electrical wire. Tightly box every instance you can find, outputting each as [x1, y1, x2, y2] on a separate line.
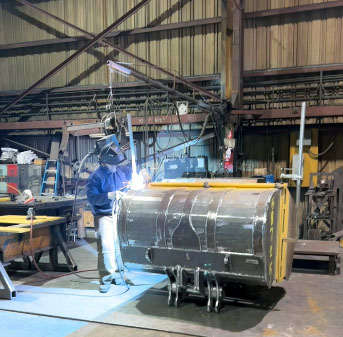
[149, 100, 174, 151]
[173, 101, 191, 142]
[309, 140, 335, 158]
[104, 67, 120, 134]
[28, 210, 98, 280]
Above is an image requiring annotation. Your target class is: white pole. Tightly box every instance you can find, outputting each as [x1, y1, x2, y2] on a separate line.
[127, 113, 137, 177]
[296, 102, 306, 238]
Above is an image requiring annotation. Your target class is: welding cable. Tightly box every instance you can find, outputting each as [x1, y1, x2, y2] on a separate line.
[8, 185, 21, 195]
[24, 197, 35, 204]
[197, 113, 210, 140]
[28, 211, 98, 280]
[186, 112, 210, 146]
[68, 151, 94, 241]
[308, 140, 335, 158]
[173, 100, 211, 145]
[153, 104, 174, 151]
[110, 193, 155, 285]
[174, 102, 191, 142]
[111, 194, 130, 289]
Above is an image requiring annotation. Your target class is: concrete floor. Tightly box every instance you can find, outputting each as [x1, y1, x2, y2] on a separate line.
[0, 231, 342, 337]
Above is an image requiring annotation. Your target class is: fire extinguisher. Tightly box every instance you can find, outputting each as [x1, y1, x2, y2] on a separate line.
[224, 129, 234, 173]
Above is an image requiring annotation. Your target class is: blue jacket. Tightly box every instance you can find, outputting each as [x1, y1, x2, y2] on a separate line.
[86, 165, 132, 216]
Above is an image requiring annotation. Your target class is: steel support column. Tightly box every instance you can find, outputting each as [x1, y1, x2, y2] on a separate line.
[0, 0, 151, 115]
[231, 0, 244, 109]
[15, 0, 221, 103]
[221, 0, 230, 100]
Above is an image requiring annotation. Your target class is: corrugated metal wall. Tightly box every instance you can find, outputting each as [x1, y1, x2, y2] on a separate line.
[0, 0, 221, 91]
[244, 0, 343, 70]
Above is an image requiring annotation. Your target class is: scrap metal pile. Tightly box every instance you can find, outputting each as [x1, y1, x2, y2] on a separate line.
[303, 167, 343, 241]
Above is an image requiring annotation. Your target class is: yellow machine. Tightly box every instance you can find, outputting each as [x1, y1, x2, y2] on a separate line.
[117, 180, 296, 312]
[290, 129, 318, 187]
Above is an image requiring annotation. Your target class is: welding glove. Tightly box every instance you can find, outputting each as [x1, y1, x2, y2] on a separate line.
[107, 191, 116, 200]
[115, 190, 125, 200]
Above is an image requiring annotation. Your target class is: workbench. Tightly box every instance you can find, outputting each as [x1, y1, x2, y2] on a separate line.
[0, 196, 88, 239]
[0, 196, 86, 216]
[0, 215, 77, 300]
[293, 239, 341, 275]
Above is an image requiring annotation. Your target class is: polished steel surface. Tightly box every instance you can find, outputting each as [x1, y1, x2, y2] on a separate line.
[118, 186, 282, 288]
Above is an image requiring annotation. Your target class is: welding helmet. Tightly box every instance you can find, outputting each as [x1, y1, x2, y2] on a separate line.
[99, 142, 125, 165]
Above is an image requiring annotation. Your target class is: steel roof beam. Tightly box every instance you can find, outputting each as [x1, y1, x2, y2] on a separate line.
[14, 0, 221, 103]
[0, 0, 151, 115]
[0, 17, 221, 52]
[0, 114, 209, 131]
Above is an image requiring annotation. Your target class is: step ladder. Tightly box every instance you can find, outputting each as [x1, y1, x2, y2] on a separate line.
[40, 160, 60, 196]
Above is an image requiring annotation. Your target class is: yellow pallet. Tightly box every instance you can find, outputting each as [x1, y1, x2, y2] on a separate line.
[0, 215, 64, 225]
[0, 226, 30, 233]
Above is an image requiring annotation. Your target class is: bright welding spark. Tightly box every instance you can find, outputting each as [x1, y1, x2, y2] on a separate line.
[130, 171, 145, 191]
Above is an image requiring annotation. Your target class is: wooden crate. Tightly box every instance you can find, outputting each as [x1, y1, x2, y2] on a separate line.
[33, 159, 47, 166]
[83, 210, 94, 228]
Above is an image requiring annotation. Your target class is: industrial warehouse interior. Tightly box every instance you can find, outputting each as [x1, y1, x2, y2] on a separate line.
[0, 0, 343, 336]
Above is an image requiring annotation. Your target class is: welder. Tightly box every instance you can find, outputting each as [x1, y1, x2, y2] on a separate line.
[86, 141, 132, 293]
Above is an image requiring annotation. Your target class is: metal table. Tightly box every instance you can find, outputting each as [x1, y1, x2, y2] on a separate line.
[293, 240, 341, 275]
[0, 196, 87, 216]
[0, 215, 77, 300]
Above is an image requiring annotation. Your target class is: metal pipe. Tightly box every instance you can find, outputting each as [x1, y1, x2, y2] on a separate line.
[295, 102, 306, 238]
[124, 66, 222, 114]
[15, 0, 221, 103]
[1, 0, 151, 115]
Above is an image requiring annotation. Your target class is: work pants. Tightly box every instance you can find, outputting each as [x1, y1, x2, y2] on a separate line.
[94, 215, 118, 285]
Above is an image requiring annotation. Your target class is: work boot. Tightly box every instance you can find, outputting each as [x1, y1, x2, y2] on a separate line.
[99, 283, 111, 293]
[110, 272, 134, 286]
[99, 274, 113, 293]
